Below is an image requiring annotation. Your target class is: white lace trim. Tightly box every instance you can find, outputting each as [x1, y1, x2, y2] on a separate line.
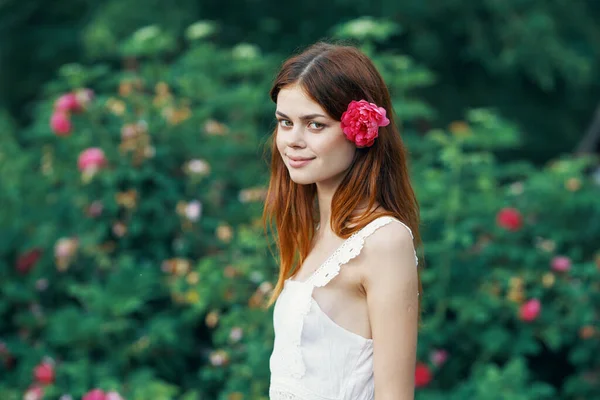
[305, 216, 418, 288]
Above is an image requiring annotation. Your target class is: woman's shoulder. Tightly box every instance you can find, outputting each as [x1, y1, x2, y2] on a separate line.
[357, 214, 417, 282]
[365, 216, 415, 251]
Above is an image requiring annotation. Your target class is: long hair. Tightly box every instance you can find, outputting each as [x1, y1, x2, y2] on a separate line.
[262, 42, 422, 312]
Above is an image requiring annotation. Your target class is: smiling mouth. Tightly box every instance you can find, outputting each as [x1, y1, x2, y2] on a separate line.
[287, 156, 315, 167]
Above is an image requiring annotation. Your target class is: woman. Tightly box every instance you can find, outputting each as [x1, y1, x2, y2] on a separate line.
[262, 42, 422, 400]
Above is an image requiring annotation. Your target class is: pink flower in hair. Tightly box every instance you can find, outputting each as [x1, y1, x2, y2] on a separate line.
[340, 100, 390, 148]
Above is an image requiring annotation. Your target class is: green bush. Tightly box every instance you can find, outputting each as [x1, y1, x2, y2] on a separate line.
[1, 19, 599, 400]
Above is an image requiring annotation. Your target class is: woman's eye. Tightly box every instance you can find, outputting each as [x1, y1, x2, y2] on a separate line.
[309, 121, 325, 130]
[278, 119, 292, 128]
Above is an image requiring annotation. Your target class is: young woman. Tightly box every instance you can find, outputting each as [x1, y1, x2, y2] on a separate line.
[262, 42, 422, 400]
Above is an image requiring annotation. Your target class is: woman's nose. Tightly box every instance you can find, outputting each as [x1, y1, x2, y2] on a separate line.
[284, 125, 305, 147]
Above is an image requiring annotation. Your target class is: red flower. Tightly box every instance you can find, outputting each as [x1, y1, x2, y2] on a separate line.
[54, 93, 80, 113]
[83, 389, 106, 400]
[50, 111, 72, 136]
[551, 256, 571, 272]
[519, 298, 541, 322]
[33, 361, 54, 385]
[496, 207, 523, 231]
[415, 362, 432, 388]
[340, 100, 390, 148]
[16, 248, 43, 274]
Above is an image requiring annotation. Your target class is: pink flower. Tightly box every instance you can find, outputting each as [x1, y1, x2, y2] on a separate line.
[430, 349, 448, 367]
[24, 385, 44, 400]
[519, 298, 541, 322]
[340, 100, 390, 148]
[78, 148, 107, 172]
[33, 361, 55, 385]
[105, 392, 124, 400]
[414, 362, 432, 388]
[496, 207, 523, 231]
[82, 389, 106, 400]
[50, 111, 72, 136]
[54, 93, 80, 113]
[551, 256, 571, 272]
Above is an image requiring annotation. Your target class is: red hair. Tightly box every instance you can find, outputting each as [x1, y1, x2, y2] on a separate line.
[262, 42, 422, 311]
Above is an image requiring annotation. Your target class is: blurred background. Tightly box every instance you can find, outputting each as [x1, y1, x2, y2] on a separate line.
[1, 1, 600, 399]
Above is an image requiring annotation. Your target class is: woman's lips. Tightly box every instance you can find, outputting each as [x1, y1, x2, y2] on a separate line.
[288, 157, 314, 168]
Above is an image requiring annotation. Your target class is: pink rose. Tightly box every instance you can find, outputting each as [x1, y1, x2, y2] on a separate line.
[50, 111, 72, 136]
[551, 256, 571, 272]
[340, 100, 390, 148]
[78, 148, 107, 172]
[54, 93, 80, 113]
[33, 361, 55, 385]
[519, 298, 541, 322]
[496, 207, 523, 231]
[82, 389, 106, 400]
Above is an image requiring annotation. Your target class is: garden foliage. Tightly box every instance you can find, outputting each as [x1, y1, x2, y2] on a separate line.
[0, 19, 599, 400]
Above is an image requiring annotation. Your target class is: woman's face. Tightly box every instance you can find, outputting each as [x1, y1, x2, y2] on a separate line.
[275, 84, 356, 187]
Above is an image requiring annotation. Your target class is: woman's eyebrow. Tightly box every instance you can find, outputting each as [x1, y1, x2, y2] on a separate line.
[276, 111, 327, 121]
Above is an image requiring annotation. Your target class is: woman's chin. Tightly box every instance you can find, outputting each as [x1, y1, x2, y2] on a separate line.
[289, 176, 315, 185]
[287, 171, 316, 185]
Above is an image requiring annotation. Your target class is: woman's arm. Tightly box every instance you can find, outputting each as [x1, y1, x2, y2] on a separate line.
[362, 223, 419, 400]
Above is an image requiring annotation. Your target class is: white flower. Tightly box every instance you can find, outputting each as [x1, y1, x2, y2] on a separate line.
[187, 159, 210, 175]
[229, 327, 243, 342]
[209, 350, 228, 366]
[185, 201, 202, 221]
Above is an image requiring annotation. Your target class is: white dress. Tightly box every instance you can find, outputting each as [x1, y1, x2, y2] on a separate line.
[269, 216, 419, 400]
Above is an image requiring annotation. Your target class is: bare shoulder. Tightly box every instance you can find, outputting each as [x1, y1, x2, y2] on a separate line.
[359, 219, 418, 293]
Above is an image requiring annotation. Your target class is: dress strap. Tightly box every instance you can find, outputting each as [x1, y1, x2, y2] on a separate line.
[305, 216, 418, 288]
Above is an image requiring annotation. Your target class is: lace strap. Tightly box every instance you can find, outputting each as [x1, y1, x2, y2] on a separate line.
[305, 216, 417, 288]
